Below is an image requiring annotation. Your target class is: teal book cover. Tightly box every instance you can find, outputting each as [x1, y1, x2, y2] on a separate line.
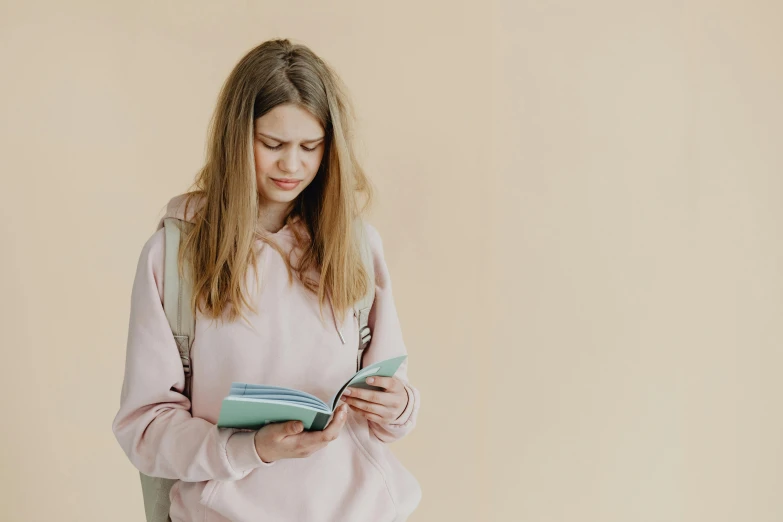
[217, 355, 407, 431]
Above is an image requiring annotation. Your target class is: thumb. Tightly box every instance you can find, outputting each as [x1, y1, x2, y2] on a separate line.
[275, 420, 304, 438]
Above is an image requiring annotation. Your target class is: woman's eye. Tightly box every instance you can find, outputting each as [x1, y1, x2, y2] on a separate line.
[262, 142, 317, 152]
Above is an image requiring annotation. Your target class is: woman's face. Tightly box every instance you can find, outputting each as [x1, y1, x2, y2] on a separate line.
[253, 103, 326, 211]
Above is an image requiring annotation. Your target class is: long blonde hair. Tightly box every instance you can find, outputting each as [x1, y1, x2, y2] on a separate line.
[178, 38, 374, 326]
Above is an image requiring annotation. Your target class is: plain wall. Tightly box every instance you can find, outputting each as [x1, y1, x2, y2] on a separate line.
[1, 1, 781, 521]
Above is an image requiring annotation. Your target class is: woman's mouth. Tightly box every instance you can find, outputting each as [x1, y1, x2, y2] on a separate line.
[271, 178, 302, 190]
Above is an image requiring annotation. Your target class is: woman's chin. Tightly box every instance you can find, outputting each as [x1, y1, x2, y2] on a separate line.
[272, 190, 300, 202]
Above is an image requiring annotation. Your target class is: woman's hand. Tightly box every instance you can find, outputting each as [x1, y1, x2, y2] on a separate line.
[253, 404, 349, 464]
[342, 376, 409, 424]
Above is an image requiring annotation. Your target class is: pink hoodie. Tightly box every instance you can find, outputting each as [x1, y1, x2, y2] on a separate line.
[112, 194, 422, 522]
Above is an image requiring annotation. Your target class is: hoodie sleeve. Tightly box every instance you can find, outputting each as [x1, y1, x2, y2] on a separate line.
[111, 228, 271, 482]
[359, 224, 421, 443]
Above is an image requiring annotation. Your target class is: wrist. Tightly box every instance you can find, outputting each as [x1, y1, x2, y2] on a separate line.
[253, 430, 275, 464]
[390, 385, 413, 424]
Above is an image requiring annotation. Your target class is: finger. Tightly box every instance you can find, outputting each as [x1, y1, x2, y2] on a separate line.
[300, 405, 347, 445]
[342, 397, 391, 417]
[348, 405, 389, 424]
[345, 389, 405, 411]
[325, 405, 349, 433]
[275, 420, 305, 439]
[364, 376, 401, 391]
[343, 386, 386, 405]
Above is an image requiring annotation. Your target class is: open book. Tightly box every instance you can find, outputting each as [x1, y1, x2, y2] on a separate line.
[217, 355, 407, 431]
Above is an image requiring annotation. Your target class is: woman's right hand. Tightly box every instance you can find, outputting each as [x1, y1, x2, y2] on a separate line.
[253, 404, 349, 463]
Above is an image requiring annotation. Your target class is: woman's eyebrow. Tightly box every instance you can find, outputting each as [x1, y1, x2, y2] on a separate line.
[257, 132, 324, 144]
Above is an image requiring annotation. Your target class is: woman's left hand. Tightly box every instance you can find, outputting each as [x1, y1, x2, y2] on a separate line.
[342, 376, 408, 424]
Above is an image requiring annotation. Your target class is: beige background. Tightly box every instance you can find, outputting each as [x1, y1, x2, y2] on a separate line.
[1, 1, 781, 521]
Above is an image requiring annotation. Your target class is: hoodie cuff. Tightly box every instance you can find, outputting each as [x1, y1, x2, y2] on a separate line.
[225, 430, 275, 474]
[388, 385, 415, 426]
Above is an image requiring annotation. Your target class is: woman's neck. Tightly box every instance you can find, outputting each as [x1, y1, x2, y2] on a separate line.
[257, 200, 295, 233]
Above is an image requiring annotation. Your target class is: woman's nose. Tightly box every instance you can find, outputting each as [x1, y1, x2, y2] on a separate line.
[279, 148, 299, 173]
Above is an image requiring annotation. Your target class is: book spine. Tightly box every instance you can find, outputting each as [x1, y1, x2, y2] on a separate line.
[310, 412, 332, 431]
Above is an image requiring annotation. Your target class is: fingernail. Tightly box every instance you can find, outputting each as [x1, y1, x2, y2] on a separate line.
[366, 377, 374, 384]
[344, 388, 351, 395]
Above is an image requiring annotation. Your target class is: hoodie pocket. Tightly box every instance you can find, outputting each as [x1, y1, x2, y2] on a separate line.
[200, 419, 398, 522]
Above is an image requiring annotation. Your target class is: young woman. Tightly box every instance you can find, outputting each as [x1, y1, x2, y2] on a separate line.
[112, 38, 422, 521]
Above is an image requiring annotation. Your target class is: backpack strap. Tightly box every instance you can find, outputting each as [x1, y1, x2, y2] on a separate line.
[139, 218, 196, 522]
[139, 473, 176, 522]
[162, 217, 196, 399]
[353, 218, 376, 372]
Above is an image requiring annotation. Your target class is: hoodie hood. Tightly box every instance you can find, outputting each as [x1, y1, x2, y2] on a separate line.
[156, 192, 303, 238]
[156, 193, 203, 229]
